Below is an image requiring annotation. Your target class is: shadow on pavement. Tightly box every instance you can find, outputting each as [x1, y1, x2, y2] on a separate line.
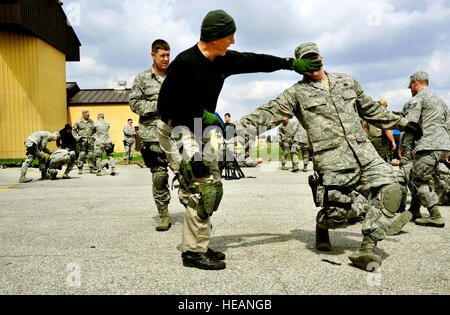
[211, 228, 392, 260]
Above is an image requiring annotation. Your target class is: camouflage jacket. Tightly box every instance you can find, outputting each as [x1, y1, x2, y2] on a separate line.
[93, 119, 112, 145]
[277, 121, 296, 143]
[401, 87, 450, 153]
[292, 121, 309, 145]
[72, 118, 95, 142]
[123, 125, 136, 144]
[236, 72, 409, 185]
[129, 66, 165, 143]
[25, 131, 53, 154]
[49, 149, 72, 167]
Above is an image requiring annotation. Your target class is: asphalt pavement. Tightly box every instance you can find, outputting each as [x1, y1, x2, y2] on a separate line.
[0, 163, 448, 295]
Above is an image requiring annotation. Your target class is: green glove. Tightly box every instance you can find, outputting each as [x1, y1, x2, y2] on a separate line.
[292, 57, 323, 75]
[202, 110, 224, 129]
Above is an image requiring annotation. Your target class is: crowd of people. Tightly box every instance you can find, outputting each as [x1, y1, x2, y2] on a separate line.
[18, 112, 141, 183]
[16, 9, 449, 274]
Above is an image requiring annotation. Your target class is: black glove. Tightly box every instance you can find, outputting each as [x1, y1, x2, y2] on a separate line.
[403, 121, 423, 139]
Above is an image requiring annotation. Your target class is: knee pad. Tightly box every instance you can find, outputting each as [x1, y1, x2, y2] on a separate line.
[195, 182, 223, 220]
[105, 143, 115, 156]
[141, 143, 168, 169]
[180, 152, 212, 185]
[373, 183, 403, 218]
[153, 171, 169, 192]
[26, 144, 37, 156]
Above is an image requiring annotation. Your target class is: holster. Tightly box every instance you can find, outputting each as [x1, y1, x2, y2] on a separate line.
[309, 173, 328, 207]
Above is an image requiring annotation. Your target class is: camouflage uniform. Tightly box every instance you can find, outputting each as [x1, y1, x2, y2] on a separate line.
[46, 149, 75, 179]
[72, 117, 95, 172]
[363, 121, 389, 162]
[277, 120, 299, 168]
[236, 71, 411, 245]
[129, 66, 171, 224]
[93, 118, 116, 176]
[292, 121, 312, 170]
[20, 131, 54, 180]
[401, 86, 450, 221]
[123, 124, 136, 164]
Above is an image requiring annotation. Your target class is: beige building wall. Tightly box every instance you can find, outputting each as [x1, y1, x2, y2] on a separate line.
[68, 104, 139, 153]
[0, 29, 67, 159]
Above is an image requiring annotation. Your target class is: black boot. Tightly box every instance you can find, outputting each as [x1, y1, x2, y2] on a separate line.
[182, 248, 226, 261]
[182, 251, 226, 270]
[316, 225, 332, 252]
[207, 248, 226, 260]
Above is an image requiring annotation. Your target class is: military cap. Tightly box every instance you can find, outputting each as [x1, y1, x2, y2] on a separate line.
[409, 71, 429, 88]
[82, 110, 90, 115]
[98, 113, 105, 118]
[200, 10, 237, 42]
[295, 42, 320, 59]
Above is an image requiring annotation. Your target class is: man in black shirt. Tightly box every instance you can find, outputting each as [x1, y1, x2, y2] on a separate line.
[157, 9, 322, 270]
[57, 124, 77, 151]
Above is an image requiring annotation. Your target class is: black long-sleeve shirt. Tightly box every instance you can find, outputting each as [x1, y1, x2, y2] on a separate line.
[157, 44, 293, 131]
[56, 128, 77, 150]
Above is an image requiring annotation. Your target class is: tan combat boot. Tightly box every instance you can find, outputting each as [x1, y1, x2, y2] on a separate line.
[349, 236, 382, 272]
[19, 173, 32, 183]
[156, 207, 171, 232]
[415, 206, 445, 228]
[292, 163, 300, 173]
[303, 164, 308, 172]
[63, 173, 70, 179]
[386, 211, 413, 236]
[281, 163, 289, 171]
[110, 167, 116, 176]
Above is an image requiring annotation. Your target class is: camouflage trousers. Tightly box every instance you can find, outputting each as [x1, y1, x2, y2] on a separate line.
[76, 138, 95, 170]
[47, 158, 75, 177]
[21, 142, 46, 175]
[145, 142, 171, 213]
[158, 121, 220, 253]
[94, 142, 116, 171]
[316, 157, 398, 241]
[281, 141, 300, 165]
[123, 139, 136, 163]
[434, 163, 450, 205]
[410, 150, 450, 209]
[292, 142, 311, 167]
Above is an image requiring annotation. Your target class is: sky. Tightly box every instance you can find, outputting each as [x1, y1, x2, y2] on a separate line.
[64, 0, 450, 121]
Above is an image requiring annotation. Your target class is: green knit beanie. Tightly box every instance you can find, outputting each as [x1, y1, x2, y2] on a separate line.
[200, 10, 237, 42]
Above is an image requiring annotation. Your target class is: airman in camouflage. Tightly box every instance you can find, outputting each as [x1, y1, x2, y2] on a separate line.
[129, 39, 172, 232]
[278, 119, 300, 171]
[234, 42, 422, 271]
[93, 114, 116, 176]
[19, 131, 60, 183]
[45, 149, 76, 180]
[363, 99, 398, 162]
[123, 119, 137, 164]
[72, 110, 96, 174]
[292, 120, 312, 172]
[399, 72, 450, 228]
